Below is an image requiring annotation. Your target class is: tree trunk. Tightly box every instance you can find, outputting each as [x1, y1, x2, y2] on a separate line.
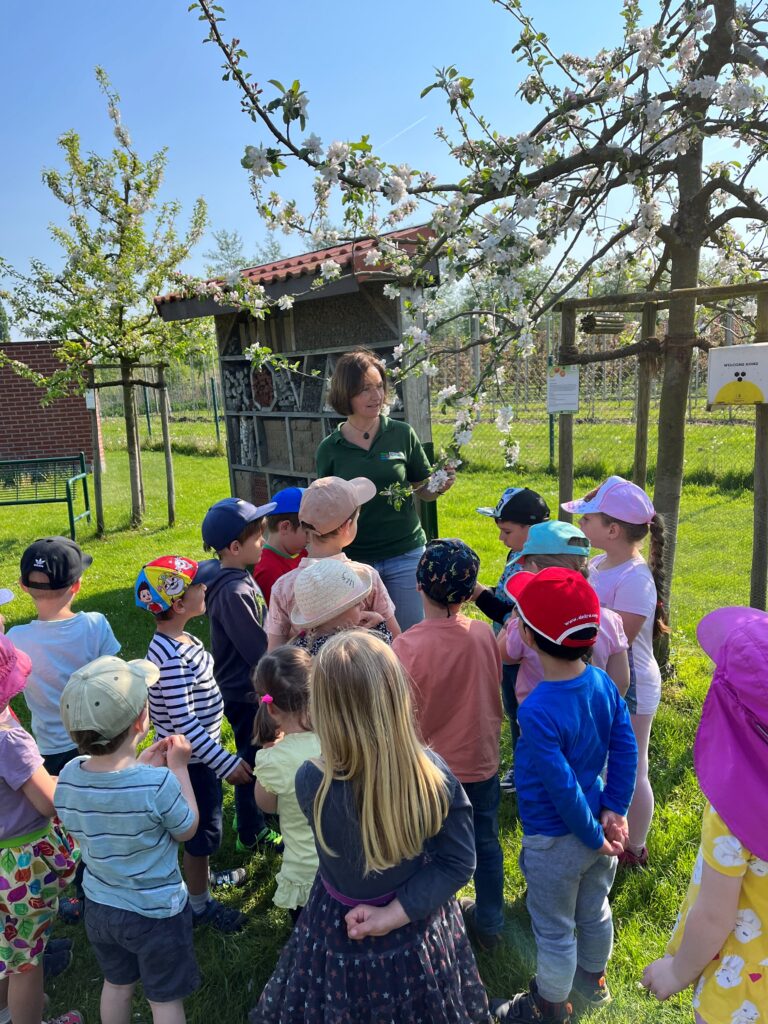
[121, 358, 143, 527]
[651, 146, 704, 664]
[131, 384, 146, 514]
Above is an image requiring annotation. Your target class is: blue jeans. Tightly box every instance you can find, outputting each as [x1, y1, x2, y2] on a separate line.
[368, 545, 425, 632]
[501, 663, 520, 753]
[223, 698, 266, 846]
[462, 774, 505, 935]
[520, 833, 617, 1002]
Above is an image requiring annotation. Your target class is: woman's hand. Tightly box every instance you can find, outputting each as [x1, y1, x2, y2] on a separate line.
[641, 956, 686, 1001]
[345, 899, 409, 939]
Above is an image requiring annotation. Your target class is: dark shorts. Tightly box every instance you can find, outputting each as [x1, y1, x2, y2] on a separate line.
[84, 898, 200, 1003]
[185, 762, 223, 857]
[42, 747, 79, 776]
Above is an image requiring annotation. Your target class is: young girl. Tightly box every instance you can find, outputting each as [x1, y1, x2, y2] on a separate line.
[642, 607, 768, 1023]
[252, 647, 321, 921]
[289, 559, 392, 656]
[0, 635, 81, 1024]
[248, 631, 491, 1023]
[500, 520, 631, 702]
[562, 476, 667, 868]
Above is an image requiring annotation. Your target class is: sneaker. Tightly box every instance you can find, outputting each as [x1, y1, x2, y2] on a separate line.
[44, 1013, 84, 1024]
[43, 947, 73, 978]
[458, 897, 503, 951]
[569, 967, 612, 1010]
[56, 896, 83, 924]
[617, 845, 649, 869]
[192, 898, 247, 933]
[499, 767, 516, 793]
[491, 980, 572, 1023]
[236, 826, 284, 855]
[209, 867, 247, 888]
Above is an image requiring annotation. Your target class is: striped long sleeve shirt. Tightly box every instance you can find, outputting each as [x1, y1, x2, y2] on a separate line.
[146, 631, 239, 779]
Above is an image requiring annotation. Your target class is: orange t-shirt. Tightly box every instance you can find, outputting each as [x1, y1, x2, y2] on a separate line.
[393, 614, 502, 783]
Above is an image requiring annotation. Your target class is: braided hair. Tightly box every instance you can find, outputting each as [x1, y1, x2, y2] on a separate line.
[599, 512, 669, 639]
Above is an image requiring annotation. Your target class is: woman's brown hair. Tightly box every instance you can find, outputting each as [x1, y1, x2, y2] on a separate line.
[327, 349, 388, 416]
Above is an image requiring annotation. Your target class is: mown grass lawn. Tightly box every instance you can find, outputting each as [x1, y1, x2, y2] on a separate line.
[0, 417, 750, 1023]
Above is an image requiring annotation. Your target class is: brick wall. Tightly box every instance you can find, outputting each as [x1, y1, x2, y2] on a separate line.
[0, 342, 103, 466]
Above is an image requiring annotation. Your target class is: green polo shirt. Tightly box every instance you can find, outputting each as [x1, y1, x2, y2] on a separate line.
[316, 416, 432, 563]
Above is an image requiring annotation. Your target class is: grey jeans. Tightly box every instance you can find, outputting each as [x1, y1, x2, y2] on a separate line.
[520, 833, 618, 1003]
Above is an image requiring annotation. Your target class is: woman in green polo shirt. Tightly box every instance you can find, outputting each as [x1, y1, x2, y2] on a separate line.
[316, 349, 454, 631]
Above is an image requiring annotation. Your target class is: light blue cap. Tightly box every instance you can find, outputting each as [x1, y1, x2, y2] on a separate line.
[512, 520, 591, 565]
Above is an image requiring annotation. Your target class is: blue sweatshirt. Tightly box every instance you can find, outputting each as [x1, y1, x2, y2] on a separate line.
[515, 663, 638, 850]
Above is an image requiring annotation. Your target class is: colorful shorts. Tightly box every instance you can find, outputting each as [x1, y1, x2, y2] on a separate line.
[0, 821, 79, 975]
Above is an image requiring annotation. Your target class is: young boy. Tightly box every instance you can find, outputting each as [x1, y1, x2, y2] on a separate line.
[253, 486, 308, 605]
[8, 536, 121, 774]
[393, 538, 504, 950]
[54, 655, 200, 1024]
[137, 555, 251, 932]
[199, 496, 283, 854]
[267, 477, 399, 649]
[471, 487, 550, 791]
[491, 568, 638, 1024]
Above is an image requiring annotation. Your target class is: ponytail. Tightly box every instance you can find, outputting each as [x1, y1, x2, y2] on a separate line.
[647, 513, 670, 640]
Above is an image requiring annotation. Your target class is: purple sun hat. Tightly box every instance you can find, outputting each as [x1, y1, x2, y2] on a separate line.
[694, 606, 768, 859]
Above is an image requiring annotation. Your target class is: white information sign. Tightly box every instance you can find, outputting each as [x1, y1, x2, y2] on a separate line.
[84, 389, 97, 411]
[546, 364, 580, 414]
[707, 342, 768, 406]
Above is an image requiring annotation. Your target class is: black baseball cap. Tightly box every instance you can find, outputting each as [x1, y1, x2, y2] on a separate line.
[476, 486, 550, 525]
[20, 537, 93, 590]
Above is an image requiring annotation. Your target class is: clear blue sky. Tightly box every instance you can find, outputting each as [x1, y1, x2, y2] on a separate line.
[1, 0, 622, 279]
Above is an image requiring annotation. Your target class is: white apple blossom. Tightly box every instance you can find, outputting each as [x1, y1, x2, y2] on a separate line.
[303, 133, 323, 157]
[495, 406, 514, 433]
[384, 175, 408, 204]
[276, 294, 294, 311]
[454, 429, 473, 446]
[436, 385, 458, 403]
[423, 362, 439, 377]
[319, 259, 342, 281]
[383, 283, 400, 300]
[242, 144, 273, 178]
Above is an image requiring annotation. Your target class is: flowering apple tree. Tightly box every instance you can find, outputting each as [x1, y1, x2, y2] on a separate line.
[191, 0, 768, 596]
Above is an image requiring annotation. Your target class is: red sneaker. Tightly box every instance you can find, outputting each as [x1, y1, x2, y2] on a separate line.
[618, 845, 649, 869]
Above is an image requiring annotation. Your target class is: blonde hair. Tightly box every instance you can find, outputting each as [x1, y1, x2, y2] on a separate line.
[310, 630, 450, 875]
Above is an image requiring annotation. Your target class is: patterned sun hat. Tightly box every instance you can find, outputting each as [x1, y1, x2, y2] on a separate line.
[135, 556, 199, 613]
[416, 539, 480, 607]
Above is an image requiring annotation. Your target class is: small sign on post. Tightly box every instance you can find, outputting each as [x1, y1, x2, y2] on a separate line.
[547, 364, 580, 414]
[84, 389, 97, 411]
[707, 342, 768, 406]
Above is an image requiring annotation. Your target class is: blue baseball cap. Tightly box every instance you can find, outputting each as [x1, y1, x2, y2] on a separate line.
[202, 497, 277, 551]
[476, 487, 550, 524]
[512, 520, 591, 565]
[269, 487, 305, 516]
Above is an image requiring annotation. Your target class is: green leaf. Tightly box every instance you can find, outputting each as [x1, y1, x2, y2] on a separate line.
[420, 83, 438, 99]
[268, 79, 286, 93]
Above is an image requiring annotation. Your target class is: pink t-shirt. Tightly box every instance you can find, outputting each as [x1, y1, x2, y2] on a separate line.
[267, 553, 396, 641]
[393, 614, 502, 783]
[505, 607, 628, 703]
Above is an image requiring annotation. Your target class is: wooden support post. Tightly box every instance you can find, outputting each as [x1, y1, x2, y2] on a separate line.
[750, 293, 768, 609]
[158, 365, 176, 528]
[87, 367, 105, 537]
[558, 307, 576, 522]
[633, 303, 657, 490]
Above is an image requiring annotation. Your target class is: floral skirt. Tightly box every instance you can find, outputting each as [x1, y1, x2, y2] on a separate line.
[249, 877, 491, 1023]
[0, 821, 79, 975]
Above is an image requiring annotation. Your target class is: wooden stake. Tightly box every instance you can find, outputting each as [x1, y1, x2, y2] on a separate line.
[87, 366, 105, 537]
[750, 293, 768, 609]
[633, 303, 656, 490]
[158, 365, 176, 528]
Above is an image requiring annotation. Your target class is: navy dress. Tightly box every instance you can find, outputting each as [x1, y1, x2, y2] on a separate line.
[249, 752, 491, 1023]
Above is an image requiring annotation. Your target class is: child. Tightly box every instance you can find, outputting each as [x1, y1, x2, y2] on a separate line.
[642, 607, 768, 1023]
[199, 496, 283, 854]
[137, 556, 250, 932]
[472, 487, 550, 792]
[251, 647, 321, 921]
[289, 559, 392, 655]
[248, 631, 491, 1023]
[562, 475, 667, 868]
[54, 655, 200, 1024]
[393, 539, 505, 951]
[253, 487, 308, 605]
[491, 568, 637, 1024]
[500, 521, 630, 702]
[267, 477, 399, 649]
[0, 634, 80, 1024]
[0, 584, 14, 633]
[8, 537, 121, 775]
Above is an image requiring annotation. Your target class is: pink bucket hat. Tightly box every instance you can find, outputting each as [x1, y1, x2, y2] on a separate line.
[0, 634, 33, 708]
[694, 606, 768, 859]
[561, 475, 655, 525]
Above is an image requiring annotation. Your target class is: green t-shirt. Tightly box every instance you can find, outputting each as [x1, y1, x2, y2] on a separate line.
[315, 416, 432, 563]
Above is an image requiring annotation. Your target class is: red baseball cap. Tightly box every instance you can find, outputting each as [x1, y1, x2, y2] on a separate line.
[505, 567, 600, 647]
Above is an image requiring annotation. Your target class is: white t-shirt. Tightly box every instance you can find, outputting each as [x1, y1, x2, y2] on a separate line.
[8, 613, 121, 754]
[588, 554, 661, 705]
